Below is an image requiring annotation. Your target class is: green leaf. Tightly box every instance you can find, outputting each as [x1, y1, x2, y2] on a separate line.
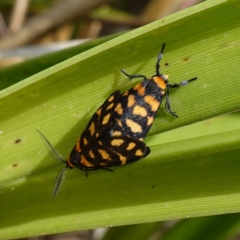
[0, 33, 121, 90]
[161, 214, 240, 240]
[1, 0, 240, 238]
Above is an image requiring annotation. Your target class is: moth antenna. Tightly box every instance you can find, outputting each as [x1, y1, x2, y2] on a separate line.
[36, 129, 65, 163]
[37, 129, 68, 198]
[156, 43, 165, 75]
[52, 166, 67, 199]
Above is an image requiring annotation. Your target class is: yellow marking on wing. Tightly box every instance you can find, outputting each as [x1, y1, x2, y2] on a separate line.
[102, 113, 111, 125]
[133, 105, 147, 117]
[111, 139, 124, 146]
[133, 83, 145, 96]
[112, 131, 122, 136]
[153, 76, 167, 89]
[107, 103, 114, 110]
[96, 108, 102, 115]
[83, 137, 88, 145]
[81, 155, 93, 167]
[127, 95, 136, 108]
[135, 149, 143, 156]
[89, 150, 94, 158]
[126, 119, 142, 133]
[108, 95, 114, 102]
[89, 122, 95, 135]
[122, 90, 129, 96]
[116, 119, 123, 127]
[117, 153, 127, 164]
[67, 158, 74, 168]
[144, 96, 159, 112]
[147, 116, 154, 126]
[116, 103, 123, 115]
[98, 149, 111, 160]
[126, 142, 136, 150]
[75, 138, 81, 152]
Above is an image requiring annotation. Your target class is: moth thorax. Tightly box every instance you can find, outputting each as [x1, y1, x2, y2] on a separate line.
[152, 75, 168, 90]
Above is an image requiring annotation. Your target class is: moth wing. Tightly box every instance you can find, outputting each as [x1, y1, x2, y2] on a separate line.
[80, 90, 121, 146]
[89, 135, 150, 167]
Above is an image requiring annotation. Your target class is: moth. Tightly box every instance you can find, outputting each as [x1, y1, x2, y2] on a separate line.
[38, 43, 197, 198]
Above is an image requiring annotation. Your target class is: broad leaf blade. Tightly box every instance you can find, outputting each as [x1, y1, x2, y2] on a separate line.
[1, 0, 240, 238]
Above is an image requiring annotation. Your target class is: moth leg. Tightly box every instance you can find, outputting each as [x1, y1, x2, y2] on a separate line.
[166, 77, 197, 117]
[121, 69, 147, 81]
[165, 94, 179, 118]
[83, 168, 88, 178]
[168, 77, 197, 88]
[102, 167, 114, 173]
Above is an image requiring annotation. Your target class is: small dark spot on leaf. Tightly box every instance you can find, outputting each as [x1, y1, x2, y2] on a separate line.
[152, 185, 155, 189]
[12, 163, 18, 167]
[165, 63, 169, 66]
[15, 138, 22, 144]
[183, 57, 189, 61]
